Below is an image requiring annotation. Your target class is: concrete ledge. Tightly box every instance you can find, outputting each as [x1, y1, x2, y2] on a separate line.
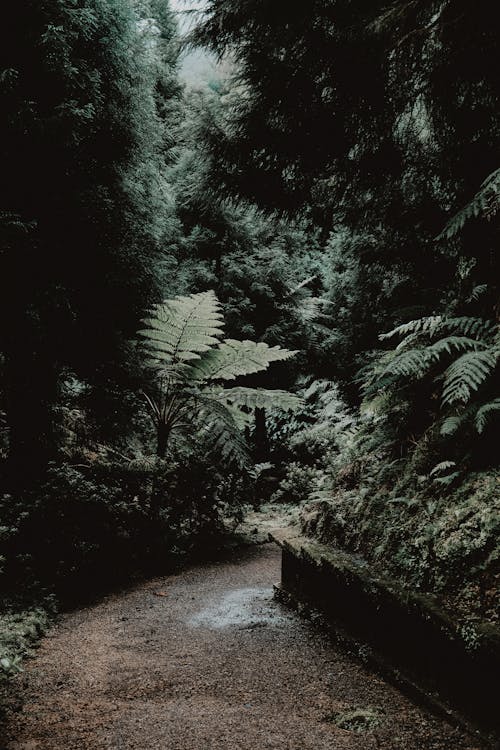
[271, 529, 500, 746]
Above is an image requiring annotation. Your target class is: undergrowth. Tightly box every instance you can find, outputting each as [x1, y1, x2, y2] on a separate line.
[269, 379, 500, 625]
[0, 602, 55, 683]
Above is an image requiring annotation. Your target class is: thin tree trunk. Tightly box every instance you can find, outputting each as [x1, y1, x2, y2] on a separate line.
[156, 422, 170, 459]
[254, 407, 270, 462]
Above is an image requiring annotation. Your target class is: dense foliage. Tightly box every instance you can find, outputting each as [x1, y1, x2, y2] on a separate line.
[0, 0, 180, 482]
[194, 0, 500, 622]
[140, 290, 300, 461]
[1, 0, 499, 681]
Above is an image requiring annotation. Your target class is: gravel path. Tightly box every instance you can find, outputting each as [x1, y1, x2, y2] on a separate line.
[0, 544, 482, 749]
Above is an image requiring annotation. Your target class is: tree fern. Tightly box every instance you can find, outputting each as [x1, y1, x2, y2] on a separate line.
[139, 291, 300, 462]
[367, 314, 499, 435]
[363, 168, 500, 467]
[139, 291, 224, 377]
[198, 397, 251, 466]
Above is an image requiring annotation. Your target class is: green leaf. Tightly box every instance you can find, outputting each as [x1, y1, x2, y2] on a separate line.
[139, 291, 224, 376]
[438, 167, 500, 240]
[475, 399, 500, 434]
[442, 350, 498, 405]
[189, 339, 298, 382]
[199, 399, 251, 467]
[430, 460, 457, 477]
[220, 387, 303, 411]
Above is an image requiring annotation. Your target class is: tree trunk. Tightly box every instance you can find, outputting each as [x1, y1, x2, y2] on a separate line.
[156, 422, 170, 459]
[253, 407, 270, 462]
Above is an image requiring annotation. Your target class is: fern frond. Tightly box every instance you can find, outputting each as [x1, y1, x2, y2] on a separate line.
[380, 316, 443, 341]
[439, 167, 500, 240]
[426, 336, 486, 358]
[381, 348, 434, 380]
[442, 350, 499, 405]
[199, 399, 251, 467]
[287, 275, 318, 295]
[440, 412, 467, 436]
[303, 379, 334, 401]
[437, 317, 495, 339]
[221, 387, 303, 412]
[433, 471, 460, 486]
[297, 297, 333, 323]
[475, 399, 500, 434]
[139, 291, 224, 374]
[381, 316, 493, 343]
[189, 339, 298, 382]
[395, 331, 422, 352]
[467, 284, 488, 303]
[430, 460, 457, 477]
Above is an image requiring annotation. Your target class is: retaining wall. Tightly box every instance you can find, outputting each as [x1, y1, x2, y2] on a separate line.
[272, 530, 500, 746]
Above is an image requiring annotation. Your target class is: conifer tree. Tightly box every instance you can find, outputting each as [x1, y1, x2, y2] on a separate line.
[0, 0, 179, 483]
[195, 0, 500, 389]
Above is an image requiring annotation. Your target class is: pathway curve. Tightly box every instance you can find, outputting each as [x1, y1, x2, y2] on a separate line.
[0, 544, 481, 749]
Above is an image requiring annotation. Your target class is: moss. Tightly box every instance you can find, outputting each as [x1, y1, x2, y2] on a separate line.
[300, 470, 500, 624]
[324, 707, 385, 732]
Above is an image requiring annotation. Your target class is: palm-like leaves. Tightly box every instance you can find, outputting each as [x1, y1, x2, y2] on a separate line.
[139, 291, 301, 464]
[442, 350, 498, 406]
[220, 387, 302, 411]
[365, 315, 500, 436]
[189, 339, 297, 381]
[139, 291, 224, 377]
[439, 167, 500, 240]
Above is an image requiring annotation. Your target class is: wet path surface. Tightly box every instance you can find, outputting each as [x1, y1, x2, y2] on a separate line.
[0, 544, 481, 749]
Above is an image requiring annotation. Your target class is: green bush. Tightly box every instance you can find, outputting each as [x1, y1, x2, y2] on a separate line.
[0, 606, 54, 682]
[271, 462, 323, 505]
[0, 451, 254, 600]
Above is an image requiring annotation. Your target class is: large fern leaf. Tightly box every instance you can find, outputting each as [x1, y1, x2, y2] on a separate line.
[139, 291, 224, 375]
[438, 317, 495, 338]
[475, 399, 500, 434]
[380, 316, 443, 341]
[382, 315, 493, 343]
[426, 336, 486, 358]
[220, 387, 303, 412]
[380, 348, 434, 380]
[385, 337, 485, 380]
[198, 398, 251, 467]
[439, 167, 500, 240]
[189, 339, 298, 382]
[442, 350, 498, 405]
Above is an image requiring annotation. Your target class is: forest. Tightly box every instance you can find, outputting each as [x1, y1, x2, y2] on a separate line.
[0, 1, 499, 747]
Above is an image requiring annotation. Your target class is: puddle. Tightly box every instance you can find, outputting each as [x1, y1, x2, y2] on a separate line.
[188, 587, 290, 630]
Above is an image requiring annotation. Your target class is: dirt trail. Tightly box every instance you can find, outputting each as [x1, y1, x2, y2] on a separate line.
[0, 544, 481, 750]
